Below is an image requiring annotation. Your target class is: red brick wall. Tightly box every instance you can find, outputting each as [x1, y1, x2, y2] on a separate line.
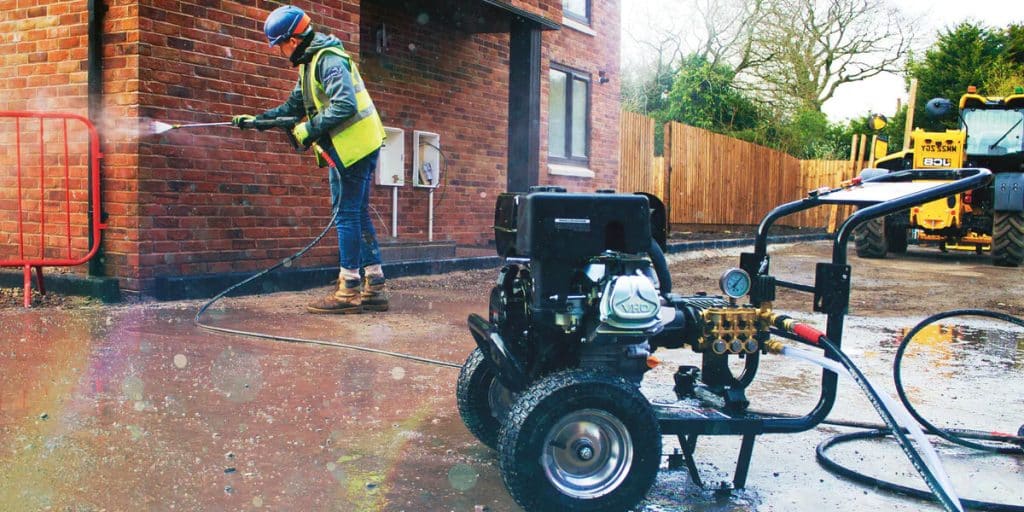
[1, 0, 622, 293]
[0, 0, 138, 282]
[358, 5, 512, 246]
[543, 0, 622, 193]
[508, 0, 563, 21]
[360, 1, 622, 246]
[135, 1, 361, 291]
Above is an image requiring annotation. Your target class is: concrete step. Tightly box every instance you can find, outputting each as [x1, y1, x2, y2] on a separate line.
[378, 239, 457, 262]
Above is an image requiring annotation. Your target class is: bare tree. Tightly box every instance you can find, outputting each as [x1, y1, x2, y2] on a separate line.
[622, 0, 913, 114]
[747, 0, 914, 111]
[621, 0, 767, 113]
[692, 0, 766, 73]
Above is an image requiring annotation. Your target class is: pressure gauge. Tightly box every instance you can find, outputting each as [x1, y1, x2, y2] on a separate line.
[719, 268, 751, 299]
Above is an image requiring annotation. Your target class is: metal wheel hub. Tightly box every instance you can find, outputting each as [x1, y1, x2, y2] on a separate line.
[541, 408, 633, 499]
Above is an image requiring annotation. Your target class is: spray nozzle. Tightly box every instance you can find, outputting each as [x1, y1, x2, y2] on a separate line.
[151, 121, 175, 135]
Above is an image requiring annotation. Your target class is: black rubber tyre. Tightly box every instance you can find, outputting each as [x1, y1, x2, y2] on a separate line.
[854, 217, 887, 258]
[456, 348, 502, 450]
[885, 220, 908, 254]
[993, 211, 1024, 267]
[497, 369, 661, 512]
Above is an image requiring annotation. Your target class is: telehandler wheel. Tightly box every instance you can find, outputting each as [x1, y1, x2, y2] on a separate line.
[854, 217, 887, 258]
[457, 348, 503, 449]
[993, 211, 1024, 267]
[886, 221, 908, 254]
[497, 369, 661, 512]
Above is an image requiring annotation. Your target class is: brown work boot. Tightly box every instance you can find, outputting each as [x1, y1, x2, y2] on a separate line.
[306, 277, 363, 314]
[360, 273, 389, 312]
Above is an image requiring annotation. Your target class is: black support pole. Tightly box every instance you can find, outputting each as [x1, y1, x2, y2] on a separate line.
[507, 18, 541, 192]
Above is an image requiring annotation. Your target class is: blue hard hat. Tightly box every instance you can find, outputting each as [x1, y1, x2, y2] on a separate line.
[264, 6, 311, 47]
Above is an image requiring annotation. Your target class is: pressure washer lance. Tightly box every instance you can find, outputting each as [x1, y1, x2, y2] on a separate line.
[766, 314, 965, 512]
[151, 117, 303, 151]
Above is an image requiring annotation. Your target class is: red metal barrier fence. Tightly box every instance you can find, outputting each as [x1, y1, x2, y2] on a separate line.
[0, 112, 105, 307]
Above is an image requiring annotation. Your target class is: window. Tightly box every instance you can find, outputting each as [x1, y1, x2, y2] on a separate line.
[548, 64, 590, 166]
[962, 109, 1023, 156]
[563, 0, 590, 25]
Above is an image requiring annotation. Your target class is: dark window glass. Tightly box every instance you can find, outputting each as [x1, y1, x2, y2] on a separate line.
[563, 0, 590, 24]
[548, 64, 590, 165]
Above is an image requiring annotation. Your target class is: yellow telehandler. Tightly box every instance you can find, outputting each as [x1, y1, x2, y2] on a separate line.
[857, 86, 1024, 266]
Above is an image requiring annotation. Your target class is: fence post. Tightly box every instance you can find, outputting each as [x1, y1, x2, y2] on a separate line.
[904, 78, 918, 151]
[828, 135, 860, 233]
[663, 122, 673, 226]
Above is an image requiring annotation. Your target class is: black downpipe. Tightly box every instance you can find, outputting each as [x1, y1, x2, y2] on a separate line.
[87, 0, 107, 277]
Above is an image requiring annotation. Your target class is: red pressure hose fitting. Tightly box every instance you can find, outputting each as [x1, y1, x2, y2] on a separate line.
[770, 313, 826, 345]
[311, 142, 338, 169]
[792, 323, 826, 345]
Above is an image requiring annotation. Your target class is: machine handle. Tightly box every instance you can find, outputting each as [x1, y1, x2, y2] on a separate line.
[239, 116, 303, 152]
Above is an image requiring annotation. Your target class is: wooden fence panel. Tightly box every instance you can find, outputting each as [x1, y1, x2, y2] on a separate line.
[651, 156, 665, 200]
[797, 160, 856, 228]
[618, 112, 864, 229]
[667, 123, 806, 226]
[618, 111, 659, 197]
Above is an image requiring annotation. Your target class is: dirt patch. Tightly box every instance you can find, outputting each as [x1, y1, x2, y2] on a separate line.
[0, 286, 98, 309]
[3, 240, 1021, 321]
[663, 241, 1023, 318]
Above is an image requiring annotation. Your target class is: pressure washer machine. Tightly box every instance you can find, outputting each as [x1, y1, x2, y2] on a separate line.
[457, 168, 994, 512]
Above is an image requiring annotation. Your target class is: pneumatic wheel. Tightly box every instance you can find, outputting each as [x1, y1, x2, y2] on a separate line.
[854, 217, 887, 258]
[885, 221, 908, 254]
[993, 211, 1024, 267]
[497, 369, 661, 512]
[457, 348, 504, 449]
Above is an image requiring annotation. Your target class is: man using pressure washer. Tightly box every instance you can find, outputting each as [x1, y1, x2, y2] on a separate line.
[234, 5, 388, 314]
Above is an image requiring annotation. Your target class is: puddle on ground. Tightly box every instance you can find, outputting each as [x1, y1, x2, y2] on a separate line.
[1, 290, 1021, 511]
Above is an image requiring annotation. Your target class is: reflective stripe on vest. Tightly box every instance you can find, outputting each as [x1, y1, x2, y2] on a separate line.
[299, 46, 385, 168]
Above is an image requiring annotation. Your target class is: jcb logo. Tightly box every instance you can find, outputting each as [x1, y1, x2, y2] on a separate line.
[922, 158, 952, 167]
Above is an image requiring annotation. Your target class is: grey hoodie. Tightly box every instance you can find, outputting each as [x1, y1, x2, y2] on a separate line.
[259, 33, 358, 144]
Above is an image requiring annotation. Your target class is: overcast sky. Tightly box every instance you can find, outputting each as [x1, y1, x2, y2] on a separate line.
[621, 0, 1024, 122]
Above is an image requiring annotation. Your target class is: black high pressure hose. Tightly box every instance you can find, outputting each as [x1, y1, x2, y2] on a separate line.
[814, 309, 1024, 512]
[816, 335, 965, 512]
[648, 238, 672, 295]
[894, 309, 1024, 455]
[193, 166, 461, 369]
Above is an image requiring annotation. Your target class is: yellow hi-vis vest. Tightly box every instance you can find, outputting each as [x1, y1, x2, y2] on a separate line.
[299, 46, 385, 168]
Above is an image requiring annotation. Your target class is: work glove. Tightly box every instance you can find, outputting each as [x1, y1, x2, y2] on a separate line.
[232, 114, 256, 129]
[292, 122, 314, 148]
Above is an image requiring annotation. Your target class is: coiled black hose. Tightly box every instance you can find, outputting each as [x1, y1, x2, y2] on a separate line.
[894, 309, 1024, 455]
[816, 309, 1024, 511]
[816, 336, 964, 512]
[817, 430, 1024, 512]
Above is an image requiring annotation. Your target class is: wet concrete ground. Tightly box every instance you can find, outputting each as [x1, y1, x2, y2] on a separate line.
[1, 241, 1022, 511]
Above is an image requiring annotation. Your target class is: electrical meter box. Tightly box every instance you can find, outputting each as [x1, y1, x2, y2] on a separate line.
[376, 127, 405, 186]
[413, 131, 440, 188]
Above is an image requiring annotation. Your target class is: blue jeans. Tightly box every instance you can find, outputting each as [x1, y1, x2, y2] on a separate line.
[327, 148, 382, 271]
